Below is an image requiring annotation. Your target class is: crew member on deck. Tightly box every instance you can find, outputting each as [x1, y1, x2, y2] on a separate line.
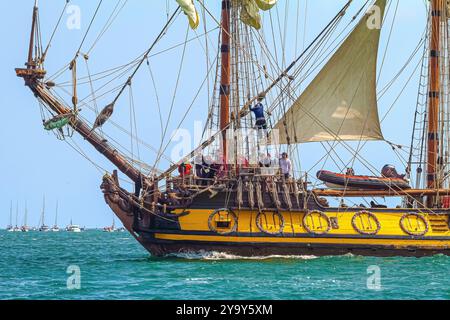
[259, 153, 274, 175]
[346, 167, 355, 176]
[194, 154, 205, 185]
[259, 153, 273, 168]
[381, 164, 406, 180]
[279, 152, 292, 179]
[178, 162, 192, 177]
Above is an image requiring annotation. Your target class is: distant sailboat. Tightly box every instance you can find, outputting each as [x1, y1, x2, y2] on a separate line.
[103, 217, 116, 233]
[51, 201, 60, 232]
[66, 219, 81, 233]
[12, 201, 21, 232]
[21, 201, 30, 232]
[38, 196, 49, 232]
[6, 201, 13, 232]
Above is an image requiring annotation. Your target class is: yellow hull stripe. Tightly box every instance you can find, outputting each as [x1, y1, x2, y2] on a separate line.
[155, 233, 450, 249]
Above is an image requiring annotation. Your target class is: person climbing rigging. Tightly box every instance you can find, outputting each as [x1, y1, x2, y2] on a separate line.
[250, 97, 268, 131]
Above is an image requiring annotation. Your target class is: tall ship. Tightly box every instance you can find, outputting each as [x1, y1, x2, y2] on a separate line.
[15, 0, 450, 256]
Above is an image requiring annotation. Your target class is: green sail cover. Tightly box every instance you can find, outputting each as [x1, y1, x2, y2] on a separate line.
[44, 116, 71, 131]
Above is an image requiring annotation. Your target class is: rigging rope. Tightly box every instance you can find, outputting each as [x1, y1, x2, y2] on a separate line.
[152, 25, 190, 174]
[377, 0, 399, 84]
[75, 0, 103, 57]
[41, 0, 71, 63]
[86, 0, 129, 55]
[109, 7, 181, 107]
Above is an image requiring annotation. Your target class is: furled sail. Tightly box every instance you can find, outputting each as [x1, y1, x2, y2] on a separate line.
[240, 0, 263, 29]
[273, 0, 386, 144]
[238, 0, 278, 29]
[177, 0, 200, 29]
[177, 0, 278, 30]
[255, 0, 277, 11]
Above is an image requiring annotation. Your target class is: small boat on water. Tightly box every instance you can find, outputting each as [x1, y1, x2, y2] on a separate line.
[10, 202, 22, 232]
[103, 218, 116, 233]
[317, 169, 411, 191]
[6, 201, 13, 232]
[66, 219, 82, 233]
[51, 201, 60, 232]
[12, 202, 21, 232]
[21, 202, 30, 233]
[38, 196, 50, 232]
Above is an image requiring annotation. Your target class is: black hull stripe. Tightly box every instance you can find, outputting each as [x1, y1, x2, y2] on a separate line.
[142, 239, 450, 258]
[138, 228, 450, 241]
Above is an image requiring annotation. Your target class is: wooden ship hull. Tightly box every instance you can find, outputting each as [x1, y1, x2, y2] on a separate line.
[101, 172, 450, 257]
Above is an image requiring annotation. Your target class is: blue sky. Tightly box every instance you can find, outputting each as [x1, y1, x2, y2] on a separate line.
[0, 0, 427, 227]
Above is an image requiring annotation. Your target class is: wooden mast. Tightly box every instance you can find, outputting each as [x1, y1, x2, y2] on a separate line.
[27, 0, 39, 68]
[219, 0, 231, 166]
[427, 0, 442, 205]
[24, 82, 145, 184]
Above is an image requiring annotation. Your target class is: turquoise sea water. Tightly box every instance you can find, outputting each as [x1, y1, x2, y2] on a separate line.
[0, 230, 450, 300]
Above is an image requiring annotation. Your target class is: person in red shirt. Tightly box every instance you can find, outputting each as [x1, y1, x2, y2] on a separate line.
[178, 162, 192, 177]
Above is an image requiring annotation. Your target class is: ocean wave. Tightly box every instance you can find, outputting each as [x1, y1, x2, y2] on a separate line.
[165, 250, 318, 260]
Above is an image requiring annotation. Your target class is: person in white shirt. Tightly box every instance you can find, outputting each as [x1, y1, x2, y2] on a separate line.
[259, 153, 272, 167]
[259, 153, 274, 175]
[279, 152, 292, 179]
